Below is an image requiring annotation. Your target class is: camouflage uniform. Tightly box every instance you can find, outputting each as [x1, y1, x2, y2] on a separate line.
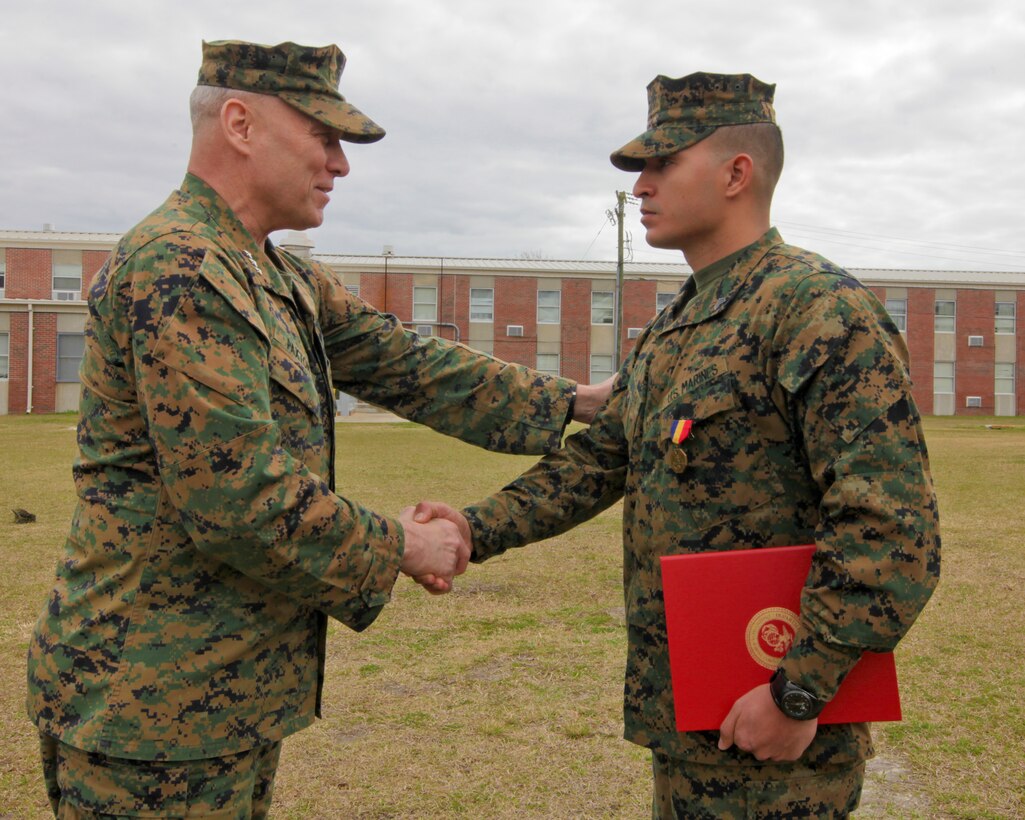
[26, 170, 574, 783]
[464, 229, 941, 813]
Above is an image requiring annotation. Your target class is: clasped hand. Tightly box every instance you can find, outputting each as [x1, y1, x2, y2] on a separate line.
[717, 684, 818, 762]
[398, 501, 472, 594]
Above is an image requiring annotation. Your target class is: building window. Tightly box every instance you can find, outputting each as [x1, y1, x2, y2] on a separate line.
[345, 284, 360, 298]
[470, 288, 494, 322]
[57, 333, 85, 382]
[537, 290, 561, 324]
[591, 291, 614, 325]
[536, 352, 560, 376]
[995, 301, 1015, 335]
[412, 286, 437, 322]
[995, 363, 1015, 396]
[656, 291, 675, 312]
[52, 250, 83, 301]
[0, 332, 9, 379]
[933, 362, 954, 395]
[590, 354, 615, 382]
[0, 248, 6, 297]
[885, 298, 907, 332]
[934, 300, 955, 333]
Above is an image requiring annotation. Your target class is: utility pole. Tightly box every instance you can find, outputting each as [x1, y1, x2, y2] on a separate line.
[613, 190, 627, 366]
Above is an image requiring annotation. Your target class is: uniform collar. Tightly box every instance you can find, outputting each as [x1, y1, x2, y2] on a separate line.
[176, 173, 294, 299]
[656, 227, 784, 334]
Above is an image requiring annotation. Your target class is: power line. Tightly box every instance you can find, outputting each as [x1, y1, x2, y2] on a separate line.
[781, 229, 1025, 270]
[777, 220, 1025, 260]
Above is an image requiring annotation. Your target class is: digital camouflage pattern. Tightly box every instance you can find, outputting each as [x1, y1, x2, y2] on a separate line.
[197, 40, 385, 143]
[610, 72, 776, 171]
[27, 173, 574, 762]
[651, 751, 864, 819]
[465, 228, 940, 768]
[41, 731, 281, 818]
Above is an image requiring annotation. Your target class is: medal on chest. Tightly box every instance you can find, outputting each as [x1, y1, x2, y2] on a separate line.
[666, 419, 693, 472]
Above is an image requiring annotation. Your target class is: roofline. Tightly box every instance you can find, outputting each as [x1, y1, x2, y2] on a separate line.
[2, 229, 1022, 286]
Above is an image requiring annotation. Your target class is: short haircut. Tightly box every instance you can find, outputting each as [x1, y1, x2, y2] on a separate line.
[189, 85, 263, 131]
[707, 123, 784, 201]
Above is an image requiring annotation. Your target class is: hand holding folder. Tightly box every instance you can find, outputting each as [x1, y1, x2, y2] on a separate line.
[660, 544, 902, 732]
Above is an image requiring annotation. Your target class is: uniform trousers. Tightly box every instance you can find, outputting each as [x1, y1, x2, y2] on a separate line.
[39, 732, 282, 819]
[651, 750, 864, 819]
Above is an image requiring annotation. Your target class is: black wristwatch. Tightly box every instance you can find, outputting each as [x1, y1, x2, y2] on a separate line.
[769, 669, 824, 720]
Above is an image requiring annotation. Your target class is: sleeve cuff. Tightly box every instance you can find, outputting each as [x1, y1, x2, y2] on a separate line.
[779, 629, 864, 702]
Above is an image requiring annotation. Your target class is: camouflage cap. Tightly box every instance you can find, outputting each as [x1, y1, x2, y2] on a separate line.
[197, 40, 385, 144]
[610, 72, 775, 171]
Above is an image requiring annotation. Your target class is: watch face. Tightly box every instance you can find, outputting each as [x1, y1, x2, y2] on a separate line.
[781, 690, 814, 719]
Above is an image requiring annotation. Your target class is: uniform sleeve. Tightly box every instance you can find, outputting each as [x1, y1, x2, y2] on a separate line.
[773, 275, 941, 701]
[129, 249, 403, 630]
[311, 265, 575, 455]
[462, 361, 632, 560]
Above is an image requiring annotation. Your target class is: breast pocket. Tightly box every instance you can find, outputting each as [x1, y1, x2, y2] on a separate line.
[268, 339, 321, 419]
[661, 374, 783, 531]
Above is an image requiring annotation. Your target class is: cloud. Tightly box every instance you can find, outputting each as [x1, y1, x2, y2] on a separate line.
[1, 0, 1022, 271]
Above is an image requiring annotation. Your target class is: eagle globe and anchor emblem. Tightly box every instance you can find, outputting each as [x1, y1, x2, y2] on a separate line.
[745, 606, 801, 670]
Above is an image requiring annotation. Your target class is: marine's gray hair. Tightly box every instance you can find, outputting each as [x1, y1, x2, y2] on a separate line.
[189, 85, 264, 131]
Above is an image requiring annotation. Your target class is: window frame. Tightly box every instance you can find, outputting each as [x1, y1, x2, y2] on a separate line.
[56, 332, 85, 383]
[535, 352, 560, 376]
[537, 290, 561, 324]
[994, 362, 1015, 396]
[995, 301, 1016, 335]
[591, 291, 614, 325]
[469, 288, 494, 322]
[933, 361, 955, 395]
[590, 353, 615, 382]
[0, 332, 9, 380]
[934, 300, 955, 333]
[52, 250, 83, 300]
[412, 286, 438, 323]
[884, 298, 908, 332]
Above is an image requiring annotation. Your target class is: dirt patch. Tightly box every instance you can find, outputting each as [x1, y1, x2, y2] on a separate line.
[857, 753, 935, 818]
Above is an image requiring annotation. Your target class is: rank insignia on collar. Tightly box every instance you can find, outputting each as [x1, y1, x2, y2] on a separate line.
[243, 249, 262, 275]
[670, 419, 693, 444]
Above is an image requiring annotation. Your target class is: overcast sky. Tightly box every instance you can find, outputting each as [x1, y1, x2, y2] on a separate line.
[2, 0, 1023, 272]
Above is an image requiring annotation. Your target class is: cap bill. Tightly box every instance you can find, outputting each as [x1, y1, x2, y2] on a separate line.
[610, 125, 720, 171]
[281, 92, 386, 144]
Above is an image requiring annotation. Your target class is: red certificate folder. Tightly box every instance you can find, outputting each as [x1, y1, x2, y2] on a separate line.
[660, 544, 902, 731]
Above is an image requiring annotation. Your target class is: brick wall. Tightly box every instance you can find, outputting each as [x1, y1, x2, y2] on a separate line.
[560, 279, 591, 383]
[906, 288, 935, 414]
[7, 248, 51, 299]
[493, 277, 537, 365]
[621, 279, 658, 358]
[7, 312, 29, 413]
[956, 290, 994, 415]
[32, 312, 58, 413]
[1018, 292, 1025, 416]
[83, 250, 111, 294]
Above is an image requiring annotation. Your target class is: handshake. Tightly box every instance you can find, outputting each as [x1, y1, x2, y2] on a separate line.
[398, 501, 472, 594]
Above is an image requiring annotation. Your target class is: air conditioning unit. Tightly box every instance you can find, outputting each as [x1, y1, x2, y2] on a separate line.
[966, 396, 982, 408]
[507, 325, 524, 337]
[967, 335, 984, 347]
[53, 290, 79, 301]
[415, 324, 433, 337]
[627, 327, 642, 339]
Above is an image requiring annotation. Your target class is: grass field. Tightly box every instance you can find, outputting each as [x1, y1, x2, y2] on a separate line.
[0, 414, 1023, 818]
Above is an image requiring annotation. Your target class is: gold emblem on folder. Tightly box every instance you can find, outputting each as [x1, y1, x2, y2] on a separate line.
[745, 606, 799, 670]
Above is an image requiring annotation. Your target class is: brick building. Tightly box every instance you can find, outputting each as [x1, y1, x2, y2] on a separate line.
[1, 228, 1022, 416]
